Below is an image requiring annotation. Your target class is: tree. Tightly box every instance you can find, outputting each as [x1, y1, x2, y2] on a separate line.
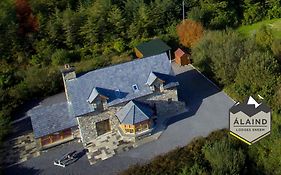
[192, 30, 244, 86]
[176, 19, 204, 48]
[127, 3, 152, 39]
[188, 0, 240, 29]
[248, 113, 281, 174]
[107, 5, 125, 38]
[80, 0, 111, 45]
[46, 8, 65, 47]
[0, 0, 17, 61]
[15, 0, 39, 36]
[51, 49, 70, 65]
[233, 50, 280, 101]
[266, 0, 281, 19]
[242, 0, 264, 24]
[62, 7, 85, 48]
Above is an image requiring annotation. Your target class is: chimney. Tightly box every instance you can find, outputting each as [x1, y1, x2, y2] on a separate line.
[61, 64, 76, 81]
[61, 64, 76, 102]
[64, 64, 70, 69]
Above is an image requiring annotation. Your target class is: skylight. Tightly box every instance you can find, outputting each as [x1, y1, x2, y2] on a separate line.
[132, 84, 139, 92]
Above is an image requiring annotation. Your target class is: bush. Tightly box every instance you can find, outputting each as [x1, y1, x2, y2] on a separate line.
[247, 113, 281, 174]
[255, 25, 273, 49]
[202, 138, 245, 175]
[113, 39, 125, 53]
[51, 49, 70, 65]
[233, 50, 279, 102]
[192, 30, 244, 86]
[120, 137, 207, 175]
[271, 39, 281, 61]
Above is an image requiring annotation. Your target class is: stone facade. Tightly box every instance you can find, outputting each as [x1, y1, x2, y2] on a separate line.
[77, 106, 121, 144]
[77, 88, 186, 145]
[140, 87, 186, 118]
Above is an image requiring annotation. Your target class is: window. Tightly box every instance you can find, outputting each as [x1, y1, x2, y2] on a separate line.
[132, 84, 139, 92]
[115, 89, 121, 98]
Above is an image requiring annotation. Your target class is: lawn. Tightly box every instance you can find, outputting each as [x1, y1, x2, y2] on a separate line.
[237, 18, 281, 38]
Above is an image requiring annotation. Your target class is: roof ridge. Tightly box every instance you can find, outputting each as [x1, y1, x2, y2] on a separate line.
[133, 104, 136, 125]
[133, 101, 151, 119]
[78, 53, 167, 78]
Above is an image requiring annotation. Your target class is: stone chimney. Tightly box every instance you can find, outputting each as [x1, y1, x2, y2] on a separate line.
[61, 64, 76, 102]
[61, 64, 76, 81]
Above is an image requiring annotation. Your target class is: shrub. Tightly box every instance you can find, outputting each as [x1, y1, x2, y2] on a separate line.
[202, 138, 245, 175]
[271, 39, 281, 61]
[113, 39, 125, 53]
[233, 50, 279, 101]
[192, 30, 244, 86]
[247, 113, 281, 174]
[255, 25, 273, 49]
[51, 49, 70, 65]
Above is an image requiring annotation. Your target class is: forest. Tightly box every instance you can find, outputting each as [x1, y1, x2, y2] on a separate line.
[1, 0, 281, 173]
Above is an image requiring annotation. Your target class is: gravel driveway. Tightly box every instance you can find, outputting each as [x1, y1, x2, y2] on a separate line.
[4, 64, 234, 175]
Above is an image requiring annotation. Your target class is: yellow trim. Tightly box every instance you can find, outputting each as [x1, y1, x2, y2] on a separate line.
[230, 132, 252, 145]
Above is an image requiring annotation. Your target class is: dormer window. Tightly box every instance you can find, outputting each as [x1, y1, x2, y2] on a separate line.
[146, 72, 165, 92]
[87, 87, 109, 111]
[132, 84, 139, 92]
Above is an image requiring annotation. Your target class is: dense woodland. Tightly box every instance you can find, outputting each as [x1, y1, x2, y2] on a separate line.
[1, 0, 281, 173]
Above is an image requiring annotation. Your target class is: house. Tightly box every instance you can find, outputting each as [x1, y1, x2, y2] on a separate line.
[134, 39, 171, 60]
[174, 48, 191, 66]
[29, 53, 186, 151]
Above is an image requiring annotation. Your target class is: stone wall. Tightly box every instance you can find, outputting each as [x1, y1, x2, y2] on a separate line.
[72, 126, 80, 139]
[139, 88, 186, 118]
[77, 106, 121, 144]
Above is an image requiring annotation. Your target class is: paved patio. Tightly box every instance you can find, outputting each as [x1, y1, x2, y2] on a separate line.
[4, 63, 235, 175]
[0, 132, 40, 168]
[86, 131, 133, 165]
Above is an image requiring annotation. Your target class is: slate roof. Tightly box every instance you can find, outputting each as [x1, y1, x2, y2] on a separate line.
[66, 53, 177, 117]
[87, 87, 128, 104]
[87, 87, 108, 103]
[116, 100, 154, 124]
[28, 102, 77, 138]
[135, 39, 171, 58]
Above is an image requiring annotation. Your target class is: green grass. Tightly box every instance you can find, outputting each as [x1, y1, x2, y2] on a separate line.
[237, 18, 281, 38]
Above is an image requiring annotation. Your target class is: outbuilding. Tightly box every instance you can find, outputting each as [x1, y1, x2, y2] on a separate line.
[174, 48, 191, 66]
[134, 39, 171, 60]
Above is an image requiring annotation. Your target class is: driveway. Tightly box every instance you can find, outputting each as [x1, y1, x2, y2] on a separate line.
[4, 64, 234, 175]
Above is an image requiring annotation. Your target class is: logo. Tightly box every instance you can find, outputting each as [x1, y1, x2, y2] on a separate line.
[229, 96, 271, 145]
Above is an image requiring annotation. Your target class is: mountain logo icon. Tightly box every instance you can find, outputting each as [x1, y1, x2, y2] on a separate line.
[229, 96, 271, 145]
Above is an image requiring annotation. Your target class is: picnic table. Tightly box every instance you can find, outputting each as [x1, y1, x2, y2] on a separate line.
[54, 151, 77, 168]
